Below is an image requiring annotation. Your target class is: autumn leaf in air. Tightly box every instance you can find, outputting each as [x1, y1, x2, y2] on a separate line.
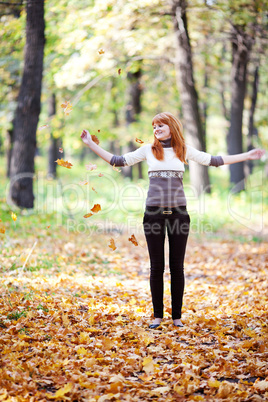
[112, 164, 121, 172]
[85, 163, 97, 171]
[108, 238, 116, 251]
[91, 135, 99, 145]
[98, 48, 105, 54]
[59, 148, 63, 153]
[92, 187, 97, 193]
[84, 203, 101, 218]
[128, 234, 138, 246]
[61, 101, 73, 116]
[11, 212, 17, 221]
[39, 124, 49, 130]
[98, 173, 104, 177]
[55, 159, 73, 169]
[79, 180, 89, 185]
[91, 204, 101, 213]
[135, 138, 144, 144]
[118, 68, 122, 75]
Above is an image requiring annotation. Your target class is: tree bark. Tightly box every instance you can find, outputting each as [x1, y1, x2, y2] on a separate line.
[172, 0, 210, 196]
[246, 65, 259, 175]
[6, 127, 13, 178]
[219, 44, 230, 122]
[47, 94, 62, 179]
[9, 0, 45, 208]
[227, 26, 252, 191]
[123, 69, 143, 180]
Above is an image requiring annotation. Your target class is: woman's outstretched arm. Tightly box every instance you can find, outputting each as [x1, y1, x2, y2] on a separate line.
[222, 148, 265, 165]
[80, 129, 113, 164]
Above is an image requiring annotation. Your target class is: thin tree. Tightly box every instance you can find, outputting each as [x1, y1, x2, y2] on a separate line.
[171, 0, 210, 196]
[9, 0, 45, 208]
[227, 26, 252, 191]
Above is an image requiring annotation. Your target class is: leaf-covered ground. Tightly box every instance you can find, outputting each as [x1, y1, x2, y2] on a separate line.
[0, 226, 267, 401]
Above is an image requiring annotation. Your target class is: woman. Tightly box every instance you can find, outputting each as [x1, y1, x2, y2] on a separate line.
[81, 112, 265, 329]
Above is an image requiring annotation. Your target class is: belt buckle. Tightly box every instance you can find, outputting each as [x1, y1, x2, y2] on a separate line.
[163, 210, 172, 214]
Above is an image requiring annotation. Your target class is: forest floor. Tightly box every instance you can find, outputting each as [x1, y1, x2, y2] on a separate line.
[0, 221, 267, 401]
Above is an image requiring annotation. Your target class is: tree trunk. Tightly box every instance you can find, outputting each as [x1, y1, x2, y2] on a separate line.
[123, 69, 143, 180]
[246, 65, 259, 175]
[9, 0, 45, 208]
[227, 26, 252, 191]
[172, 0, 210, 196]
[47, 94, 62, 179]
[6, 127, 13, 178]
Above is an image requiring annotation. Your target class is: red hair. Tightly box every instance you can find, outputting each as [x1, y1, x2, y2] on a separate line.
[151, 112, 187, 163]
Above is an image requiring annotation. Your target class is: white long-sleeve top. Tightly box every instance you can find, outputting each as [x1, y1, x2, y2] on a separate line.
[123, 143, 213, 171]
[110, 139, 224, 207]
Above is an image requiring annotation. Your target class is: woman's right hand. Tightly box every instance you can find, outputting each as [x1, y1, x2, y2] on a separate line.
[81, 129, 92, 146]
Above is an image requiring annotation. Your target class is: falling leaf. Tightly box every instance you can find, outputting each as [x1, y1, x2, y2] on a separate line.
[92, 187, 97, 193]
[84, 204, 101, 218]
[59, 148, 63, 153]
[108, 238, 116, 251]
[91, 135, 99, 145]
[98, 173, 104, 177]
[61, 101, 73, 116]
[85, 163, 97, 171]
[79, 180, 89, 185]
[47, 225, 51, 229]
[55, 159, 73, 169]
[39, 124, 49, 130]
[112, 164, 121, 172]
[83, 212, 93, 218]
[128, 234, 138, 246]
[91, 204, 101, 213]
[11, 212, 17, 222]
[98, 48, 105, 54]
[98, 130, 100, 133]
[118, 68, 122, 75]
[135, 138, 144, 144]
[0, 224, 5, 234]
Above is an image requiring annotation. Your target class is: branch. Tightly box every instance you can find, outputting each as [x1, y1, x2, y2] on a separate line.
[0, 1, 23, 5]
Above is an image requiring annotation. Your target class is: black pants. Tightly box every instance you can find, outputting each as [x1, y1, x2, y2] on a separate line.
[142, 206, 190, 320]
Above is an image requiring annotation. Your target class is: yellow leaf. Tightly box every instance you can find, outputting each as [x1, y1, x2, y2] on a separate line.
[55, 158, 73, 169]
[208, 379, 221, 388]
[142, 356, 155, 374]
[77, 347, 87, 355]
[11, 212, 17, 221]
[108, 238, 116, 251]
[62, 313, 69, 327]
[46, 383, 72, 399]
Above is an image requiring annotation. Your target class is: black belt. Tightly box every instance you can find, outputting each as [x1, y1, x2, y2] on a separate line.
[145, 206, 187, 214]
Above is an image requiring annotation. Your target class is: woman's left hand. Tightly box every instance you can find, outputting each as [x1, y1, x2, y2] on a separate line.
[247, 148, 266, 160]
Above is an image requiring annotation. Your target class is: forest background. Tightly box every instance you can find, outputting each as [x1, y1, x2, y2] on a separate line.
[0, 0, 267, 239]
[0, 1, 268, 401]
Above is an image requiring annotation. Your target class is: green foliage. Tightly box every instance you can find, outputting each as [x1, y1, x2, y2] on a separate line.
[7, 310, 27, 320]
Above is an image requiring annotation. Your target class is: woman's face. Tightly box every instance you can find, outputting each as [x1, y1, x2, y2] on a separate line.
[153, 122, 171, 141]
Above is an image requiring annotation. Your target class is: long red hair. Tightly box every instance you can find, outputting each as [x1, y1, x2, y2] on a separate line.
[152, 112, 187, 164]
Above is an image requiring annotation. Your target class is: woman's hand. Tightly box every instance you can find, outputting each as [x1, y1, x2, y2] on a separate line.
[81, 129, 92, 146]
[247, 148, 265, 160]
